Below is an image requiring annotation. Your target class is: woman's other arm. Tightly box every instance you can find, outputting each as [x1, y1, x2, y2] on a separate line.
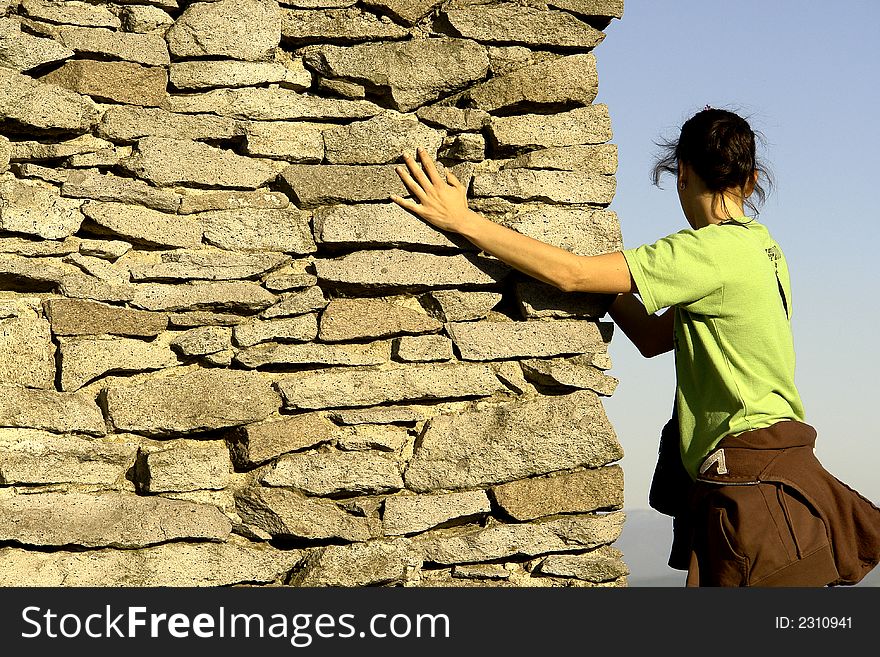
[608, 294, 675, 358]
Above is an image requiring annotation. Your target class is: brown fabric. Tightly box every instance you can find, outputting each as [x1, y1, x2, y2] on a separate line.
[670, 421, 880, 587]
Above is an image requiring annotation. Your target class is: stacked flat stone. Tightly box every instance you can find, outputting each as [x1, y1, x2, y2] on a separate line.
[0, 0, 628, 587]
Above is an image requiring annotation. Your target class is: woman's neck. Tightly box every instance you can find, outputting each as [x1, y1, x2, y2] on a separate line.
[690, 192, 747, 228]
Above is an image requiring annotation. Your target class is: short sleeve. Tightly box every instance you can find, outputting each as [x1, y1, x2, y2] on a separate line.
[622, 229, 723, 315]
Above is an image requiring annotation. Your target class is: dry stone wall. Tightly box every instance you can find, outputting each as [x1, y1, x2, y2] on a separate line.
[0, 0, 628, 587]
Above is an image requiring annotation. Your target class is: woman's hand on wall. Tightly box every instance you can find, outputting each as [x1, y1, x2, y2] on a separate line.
[390, 147, 472, 233]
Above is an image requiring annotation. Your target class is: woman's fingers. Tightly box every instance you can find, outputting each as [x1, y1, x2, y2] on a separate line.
[400, 151, 432, 193]
[395, 164, 427, 203]
[417, 147, 445, 186]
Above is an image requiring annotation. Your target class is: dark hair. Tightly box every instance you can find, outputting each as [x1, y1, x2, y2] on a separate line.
[652, 107, 773, 217]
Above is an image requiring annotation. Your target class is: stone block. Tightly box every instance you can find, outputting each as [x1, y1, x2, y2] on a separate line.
[463, 53, 597, 112]
[0, 537, 301, 587]
[225, 412, 337, 467]
[277, 361, 507, 410]
[130, 281, 277, 313]
[119, 137, 280, 189]
[98, 106, 242, 142]
[301, 37, 489, 112]
[383, 490, 491, 536]
[0, 176, 84, 240]
[40, 59, 169, 107]
[404, 389, 622, 491]
[489, 103, 612, 150]
[235, 486, 372, 541]
[56, 25, 170, 66]
[490, 464, 624, 520]
[0, 67, 98, 133]
[414, 511, 624, 564]
[318, 296, 442, 342]
[312, 249, 509, 293]
[261, 447, 404, 495]
[140, 438, 233, 492]
[166, 0, 282, 61]
[445, 319, 613, 360]
[104, 367, 280, 435]
[323, 110, 445, 164]
[43, 298, 167, 337]
[0, 17, 72, 72]
[0, 490, 231, 548]
[243, 120, 326, 162]
[472, 169, 616, 205]
[312, 201, 473, 250]
[200, 207, 316, 253]
[81, 201, 202, 249]
[19, 0, 121, 28]
[58, 334, 178, 391]
[280, 7, 409, 43]
[289, 538, 422, 586]
[234, 339, 391, 369]
[62, 171, 181, 213]
[0, 428, 139, 486]
[392, 334, 454, 362]
[169, 86, 382, 120]
[442, 4, 605, 49]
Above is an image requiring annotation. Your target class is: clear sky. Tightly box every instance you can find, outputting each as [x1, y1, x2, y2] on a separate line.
[592, 0, 880, 510]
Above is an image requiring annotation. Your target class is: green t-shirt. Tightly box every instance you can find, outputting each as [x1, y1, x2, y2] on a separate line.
[622, 218, 806, 479]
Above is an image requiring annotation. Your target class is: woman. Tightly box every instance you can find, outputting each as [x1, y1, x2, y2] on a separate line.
[390, 107, 880, 587]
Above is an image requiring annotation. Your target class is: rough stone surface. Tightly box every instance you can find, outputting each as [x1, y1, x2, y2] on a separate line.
[63, 171, 182, 213]
[40, 59, 169, 107]
[235, 339, 390, 369]
[463, 53, 597, 112]
[393, 334, 454, 362]
[290, 538, 422, 586]
[415, 511, 624, 564]
[81, 201, 202, 249]
[383, 490, 491, 535]
[56, 25, 170, 67]
[489, 104, 612, 151]
[491, 465, 624, 521]
[0, 176, 84, 240]
[536, 545, 630, 582]
[232, 313, 318, 347]
[504, 144, 618, 173]
[121, 5, 175, 33]
[445, 319, 613, 361]
[0, 17, 73, 72]
[405, 389, 622, 491]
[119, 137, 281, 189]
[130, 281, 277, 313]
[262, 446, 404, 495]
[43, 298, 167, 337]
[474, 169, 616, 205]
[140, 439, 233, 492]
[301, 37, 490, 112]
[278, 361, 507, 410]
[105, 367, 281, 435]
[261, 286, 328, 319]
[200, 207, 316, 253]
[0, 490, 231, 548]
[313, 249, 510, 292]
[166, 0, 282, 61]
[318, 297, 442, 342]
[0, 384, 107, 435]
[170, 325, 232, 356]
[443, 4, 605, 49]
[58, 334, 178, 391]
[128, 249, 289, 282]
[323, 110, 445, 164]
[98, 106, 241, 142]
[520, 355, 619, 395]
[169, 86, 382, 121]
[19, 0, 121, 28]
[178, 189, 289, 215]
[225, 413, 337, 467]
[0, 537, 302, 587]
[0, 310, 55, 388]
[0, 67, 98, 133]
[361, 0, 440, 25]
[0, 429, 139, 486]
[418, 289, 502, 322]
[170, 60, 309, 90]
[313, 202, 473, 250]
[281, 7, 409, 43]
[236, 486, 373, 541]
[243, 120, 325, 162]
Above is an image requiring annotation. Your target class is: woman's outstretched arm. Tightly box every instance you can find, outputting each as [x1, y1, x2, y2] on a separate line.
[390, 147, 634, 295]
[608, 294, 675, 358]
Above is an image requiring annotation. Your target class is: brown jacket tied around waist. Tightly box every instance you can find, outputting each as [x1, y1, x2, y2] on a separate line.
[652, 416, 880, 587]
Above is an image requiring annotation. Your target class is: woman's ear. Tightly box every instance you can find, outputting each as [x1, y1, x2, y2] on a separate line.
[677, 161, 688, 190]
[743, 169, 758, 197]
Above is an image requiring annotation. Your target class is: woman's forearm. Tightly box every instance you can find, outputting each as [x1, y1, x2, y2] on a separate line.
[454, 208, 582, 291]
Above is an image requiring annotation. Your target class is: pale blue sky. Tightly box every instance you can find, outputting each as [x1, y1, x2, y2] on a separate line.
[593, 0, 880, 510]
